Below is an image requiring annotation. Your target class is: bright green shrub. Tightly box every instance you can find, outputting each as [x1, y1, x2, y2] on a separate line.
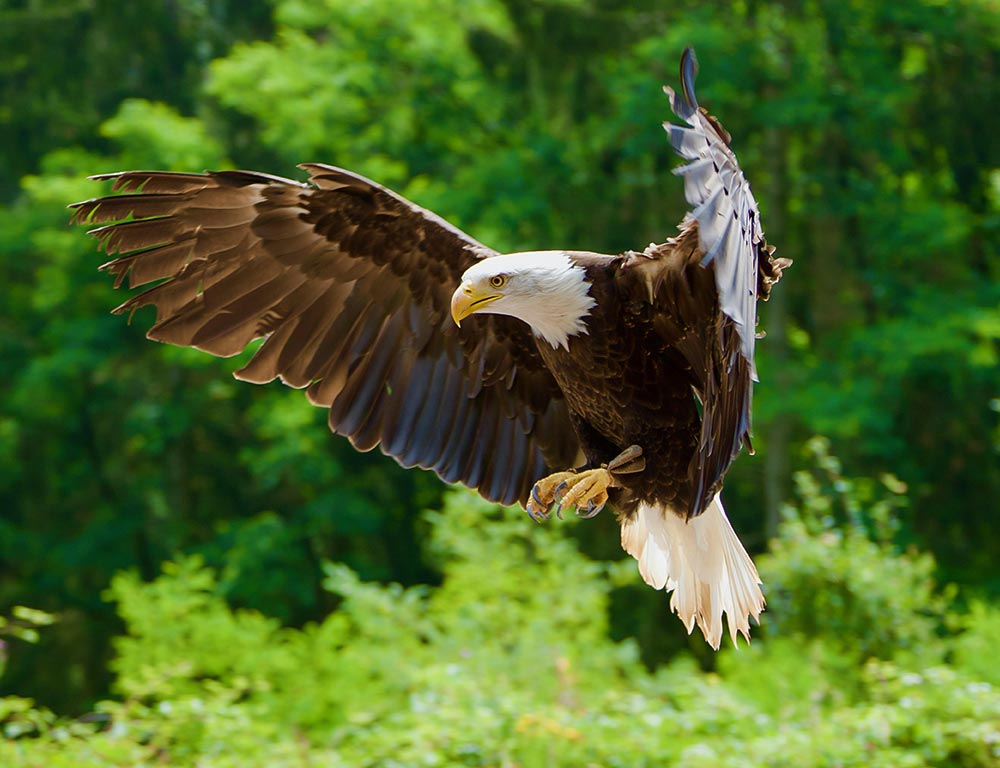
[758, 438, 946, 662]
[3, 486, 999, 767]
[951, 600, 1000, 686]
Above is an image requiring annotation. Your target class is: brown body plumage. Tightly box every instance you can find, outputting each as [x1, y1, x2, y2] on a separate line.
[72, 49, 789, 646]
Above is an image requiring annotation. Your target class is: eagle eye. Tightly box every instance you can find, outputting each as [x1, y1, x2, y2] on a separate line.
[489, 275, 507, 289]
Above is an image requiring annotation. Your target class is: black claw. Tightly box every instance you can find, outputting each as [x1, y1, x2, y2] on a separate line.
[553, 480, 569, 501]
[577, 499, 605, 519]
[527, 504, 549, 523]
[555, 502, 564, 520]
[530, 485, 544, 507]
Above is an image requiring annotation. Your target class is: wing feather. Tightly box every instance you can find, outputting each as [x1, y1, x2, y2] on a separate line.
[383, 355, 437, 462]
[664, 48, 765, 375]
[71, 166, 579, 505]
[621, 49, 784, 517]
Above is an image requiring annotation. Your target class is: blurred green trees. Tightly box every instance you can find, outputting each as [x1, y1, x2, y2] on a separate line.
[0, 0, 997, 722]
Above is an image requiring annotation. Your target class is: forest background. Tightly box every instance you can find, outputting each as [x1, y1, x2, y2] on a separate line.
[1, 0, 998, 765]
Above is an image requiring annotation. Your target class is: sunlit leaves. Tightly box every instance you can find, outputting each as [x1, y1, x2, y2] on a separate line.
[1, 0, 998, 717]
[100, 100, 227, 171]
[4, 488, 1000, 766]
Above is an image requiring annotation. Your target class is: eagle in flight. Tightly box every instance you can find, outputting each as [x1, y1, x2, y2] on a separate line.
[72, 49, 789, 648]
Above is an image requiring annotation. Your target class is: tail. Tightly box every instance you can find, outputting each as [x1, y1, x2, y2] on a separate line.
[620, 495, 764, 649]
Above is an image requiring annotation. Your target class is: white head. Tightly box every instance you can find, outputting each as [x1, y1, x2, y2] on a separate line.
[450, 251, 596, 350]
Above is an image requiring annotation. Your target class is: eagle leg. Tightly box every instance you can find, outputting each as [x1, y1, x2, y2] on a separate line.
[606, 444, 645, 474]
[535, 467, 613, 518]
[526, 446, 644, 522]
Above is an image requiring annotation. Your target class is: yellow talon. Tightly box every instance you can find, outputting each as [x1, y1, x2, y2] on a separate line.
[558, 468, 611, 514]
[527, 468, 612, 521]
[527, 471, 577, 521]
[527, 447, 640, 522]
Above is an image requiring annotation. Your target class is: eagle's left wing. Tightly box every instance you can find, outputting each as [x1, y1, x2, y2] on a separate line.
[70, 165, 581, 506]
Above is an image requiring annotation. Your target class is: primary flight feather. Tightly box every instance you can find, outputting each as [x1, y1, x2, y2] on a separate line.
[72, 48, 790, 648]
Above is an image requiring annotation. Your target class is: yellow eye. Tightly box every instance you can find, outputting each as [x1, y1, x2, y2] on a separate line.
[489, 275, 507, 289]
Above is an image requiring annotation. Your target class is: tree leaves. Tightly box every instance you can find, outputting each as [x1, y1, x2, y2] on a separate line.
[0, 0, 998, 714]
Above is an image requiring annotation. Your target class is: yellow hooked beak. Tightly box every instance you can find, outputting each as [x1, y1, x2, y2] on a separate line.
[450, 281, 502, 326]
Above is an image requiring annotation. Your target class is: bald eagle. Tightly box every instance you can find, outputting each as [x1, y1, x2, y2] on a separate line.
[72, 49, 789, 648]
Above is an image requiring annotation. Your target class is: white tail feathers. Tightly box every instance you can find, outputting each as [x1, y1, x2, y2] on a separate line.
[620, 495, 764, 649]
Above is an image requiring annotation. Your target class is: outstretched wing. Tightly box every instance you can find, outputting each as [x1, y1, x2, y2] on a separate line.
[71, 164, 580, 505]
[626, 48, 787, 518]
[664, 47, 766, 374]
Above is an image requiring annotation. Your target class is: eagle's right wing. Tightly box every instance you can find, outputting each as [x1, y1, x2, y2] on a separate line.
[631, 48, 788, 518]
[71, 164, 580, 505]
[663, 47, 769, 375]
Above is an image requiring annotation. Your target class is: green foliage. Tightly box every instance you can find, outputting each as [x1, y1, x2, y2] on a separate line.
[0, 0, 272, 200]
[99, 100, 227, 171]
[1, 0, 998, 722]
[0, 607, 56, 682]
[0, 607, 55, 648]
[3, 489, 1000, 767]
[759, 437, 946, 661]
[950, 600, 1000, 687]
[101, 493, 637, 744]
